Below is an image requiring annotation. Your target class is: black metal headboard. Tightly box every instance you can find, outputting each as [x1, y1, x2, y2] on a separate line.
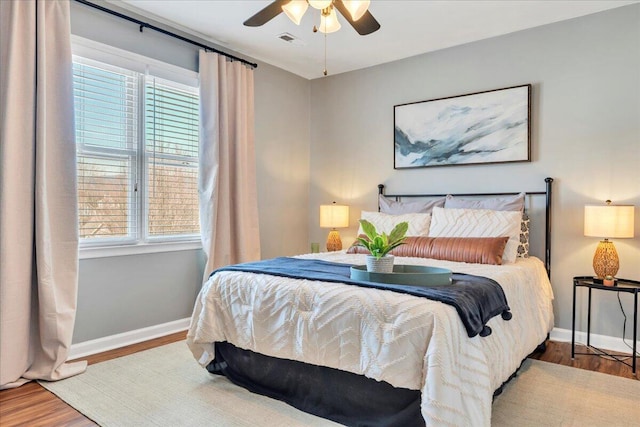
[378, 177, 554, 278]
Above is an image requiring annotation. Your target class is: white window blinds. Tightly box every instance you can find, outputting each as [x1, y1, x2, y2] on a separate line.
[73, 55, 200, 246]
[145, 77, 199, 238]
[74, 58, 138, 241]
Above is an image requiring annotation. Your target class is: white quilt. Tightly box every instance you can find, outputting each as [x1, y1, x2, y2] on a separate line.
[187, 252, 554, 426]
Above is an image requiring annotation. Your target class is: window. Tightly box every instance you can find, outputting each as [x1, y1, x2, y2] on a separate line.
[73, 46, 200, 254]
[145, 77, 199, 239]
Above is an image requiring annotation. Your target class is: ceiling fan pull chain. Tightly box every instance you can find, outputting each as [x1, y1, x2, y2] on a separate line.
[323, 31, 328, 76]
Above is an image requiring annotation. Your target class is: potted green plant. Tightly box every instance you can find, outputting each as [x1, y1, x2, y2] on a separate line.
[356, 219, 409, 273]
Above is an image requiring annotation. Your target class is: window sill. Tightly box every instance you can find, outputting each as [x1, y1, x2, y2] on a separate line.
[79, 241, 203, 259]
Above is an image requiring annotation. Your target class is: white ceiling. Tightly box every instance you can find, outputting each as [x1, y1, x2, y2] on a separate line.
[115, 0, 636, 79]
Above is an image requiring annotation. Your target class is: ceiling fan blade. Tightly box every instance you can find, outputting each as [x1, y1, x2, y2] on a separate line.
[333, 0, 381, 35]
[243, 0, 289, 27]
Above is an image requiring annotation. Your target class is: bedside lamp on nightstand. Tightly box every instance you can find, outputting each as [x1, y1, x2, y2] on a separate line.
[320, 202, 349, 251]
[584, 201, 635, 279]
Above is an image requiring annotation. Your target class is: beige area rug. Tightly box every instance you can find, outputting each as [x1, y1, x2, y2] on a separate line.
[492, 357, 640, 427]
[40, 341, 640, 426]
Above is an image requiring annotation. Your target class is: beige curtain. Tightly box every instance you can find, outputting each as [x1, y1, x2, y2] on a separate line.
[0, 0, 86, 389]
[198, 51, 260, 277]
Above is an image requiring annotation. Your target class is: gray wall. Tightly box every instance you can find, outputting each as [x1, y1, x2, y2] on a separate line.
[308, 5, 640, 339]
[76, 251, 203, 341]
[70, 1, 310, 342]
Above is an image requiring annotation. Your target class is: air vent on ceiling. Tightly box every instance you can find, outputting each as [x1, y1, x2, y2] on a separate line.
[277, 32, 306, 46]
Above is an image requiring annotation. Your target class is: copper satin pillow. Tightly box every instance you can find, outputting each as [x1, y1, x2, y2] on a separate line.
[347, 236, 509, 265]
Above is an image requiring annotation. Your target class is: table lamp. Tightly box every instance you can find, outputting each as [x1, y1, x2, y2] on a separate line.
[320, 202, 349, 251]
[584, 201, 635, 278]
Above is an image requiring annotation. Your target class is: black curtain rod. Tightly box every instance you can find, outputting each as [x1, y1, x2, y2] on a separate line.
[73, 0, 258, 69]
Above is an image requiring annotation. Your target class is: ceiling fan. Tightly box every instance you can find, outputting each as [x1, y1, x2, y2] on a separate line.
[244, 0, 381, 36]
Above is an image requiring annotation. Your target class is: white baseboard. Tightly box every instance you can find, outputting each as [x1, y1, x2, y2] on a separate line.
[551, 327, 639, 355]
[69, 318, 190, 360]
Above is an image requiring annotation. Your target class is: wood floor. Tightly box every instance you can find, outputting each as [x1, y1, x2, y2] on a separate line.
[0, 334, 636, 427]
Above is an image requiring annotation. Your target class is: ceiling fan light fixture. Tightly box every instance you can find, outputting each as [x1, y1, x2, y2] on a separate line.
[309, 0, 333, 10]
[319, 7, 341, 33]
[343, 0, 370, 21]
[243, 0, 380, 36]
[282, 0, 308, 25]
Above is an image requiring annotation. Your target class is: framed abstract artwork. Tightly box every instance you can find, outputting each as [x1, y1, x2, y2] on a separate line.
[394, 84, 531, 169]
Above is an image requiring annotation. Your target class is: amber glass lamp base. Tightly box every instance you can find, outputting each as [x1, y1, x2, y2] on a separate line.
[592, 239, 619, 278]
[326, 230, 342, 252]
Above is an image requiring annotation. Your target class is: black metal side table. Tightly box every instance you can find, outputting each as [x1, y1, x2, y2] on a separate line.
[571, 276, 639, 374]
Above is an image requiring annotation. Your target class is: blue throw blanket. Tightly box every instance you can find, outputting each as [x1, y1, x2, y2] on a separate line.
[213, 257, 512, 338]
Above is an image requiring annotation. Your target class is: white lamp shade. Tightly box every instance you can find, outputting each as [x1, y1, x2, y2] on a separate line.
[282, 0, 308, 25]
[584, 204, 635, 238]
[318, 8, 341, 33]
[309, 0, 332, 10]
[343, 0, 370, 21]
[320, 204, 349, 228]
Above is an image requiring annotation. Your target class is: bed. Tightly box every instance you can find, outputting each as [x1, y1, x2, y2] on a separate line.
[187, 178, 555, 427]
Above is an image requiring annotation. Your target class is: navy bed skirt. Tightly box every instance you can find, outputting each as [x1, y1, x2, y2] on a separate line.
[207, 341, 424, 427]
[206, 340, 548, 427]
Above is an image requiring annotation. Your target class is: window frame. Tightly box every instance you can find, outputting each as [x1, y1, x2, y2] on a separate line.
[72, 36, 201, 259]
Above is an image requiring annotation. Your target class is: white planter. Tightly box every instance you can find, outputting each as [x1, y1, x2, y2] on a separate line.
[366, 255, 394, 273]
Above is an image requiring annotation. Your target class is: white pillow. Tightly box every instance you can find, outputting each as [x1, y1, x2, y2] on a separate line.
[429, 207, 521, 263]
[358, 211, 431, 237]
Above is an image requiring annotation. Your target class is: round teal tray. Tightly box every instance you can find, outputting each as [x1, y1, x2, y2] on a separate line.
[350, 265, 452, 287]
